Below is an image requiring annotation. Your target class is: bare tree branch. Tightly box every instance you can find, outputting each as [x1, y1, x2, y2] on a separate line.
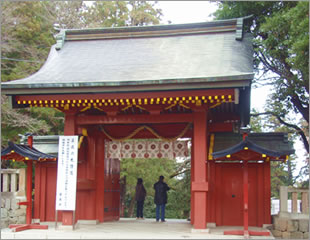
[250, 111, 309, 153]
[169, 159, 190, 179]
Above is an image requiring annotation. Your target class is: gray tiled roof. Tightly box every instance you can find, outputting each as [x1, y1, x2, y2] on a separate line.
[212, 132, 295, 156]
[2, 18, 254, 94]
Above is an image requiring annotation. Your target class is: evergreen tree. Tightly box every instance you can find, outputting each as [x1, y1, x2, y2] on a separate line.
[1, 1, 64, 148]
[128, 1, 162, 26]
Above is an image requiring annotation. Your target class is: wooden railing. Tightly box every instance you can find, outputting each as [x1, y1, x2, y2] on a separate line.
[279, 186, 309, 218]
[1, 168, 26, 199]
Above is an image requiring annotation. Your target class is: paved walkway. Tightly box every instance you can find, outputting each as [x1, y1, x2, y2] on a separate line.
[1, 218, 274, 239]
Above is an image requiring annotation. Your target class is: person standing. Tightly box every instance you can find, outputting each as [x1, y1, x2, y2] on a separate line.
[153, 175, 170, 222]
[135, 178, 146, 219]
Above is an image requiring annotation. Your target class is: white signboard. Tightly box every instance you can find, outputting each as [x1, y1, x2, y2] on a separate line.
[56, 136, 78, 211]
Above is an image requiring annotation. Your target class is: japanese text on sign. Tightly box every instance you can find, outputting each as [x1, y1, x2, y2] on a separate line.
[56, 136, 78, 211]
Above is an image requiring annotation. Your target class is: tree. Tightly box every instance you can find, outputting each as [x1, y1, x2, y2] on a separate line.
[214, 1, 309, 153]
[85, 1, 129, 28]
[128, 1, 162, 26]
[50, 1, 89, 29]
[1, 1, 55, 81]
[1, 1, 64, 148]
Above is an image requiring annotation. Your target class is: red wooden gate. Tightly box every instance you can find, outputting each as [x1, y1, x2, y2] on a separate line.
[104, 158, 120, 221]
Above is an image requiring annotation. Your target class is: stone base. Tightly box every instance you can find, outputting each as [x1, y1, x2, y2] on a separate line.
[278, 211, 309, 220]
[57, 224, 75, 230]
[207, 222, 216, 228]
[77, 220, 99, 225]
[191, 228, 210, 233]
[272, 214, 309, 239]
[263, 224, 273, 230]
[32, 219, 41, 224]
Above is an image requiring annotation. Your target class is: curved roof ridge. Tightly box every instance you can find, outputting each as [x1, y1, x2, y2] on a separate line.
[60, 16, 251, 33]
[1, 141, 57, 161]
[212, 137, 288, 160]
[53, 16, 253, 48]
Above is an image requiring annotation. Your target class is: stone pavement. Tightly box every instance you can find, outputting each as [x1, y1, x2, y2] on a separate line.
[1, 218, 274, 239]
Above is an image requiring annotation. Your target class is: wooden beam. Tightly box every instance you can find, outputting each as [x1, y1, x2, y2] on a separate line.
[76, 113, 194, 125]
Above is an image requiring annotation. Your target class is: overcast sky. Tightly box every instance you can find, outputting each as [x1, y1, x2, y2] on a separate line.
[157, 1, 218, 24]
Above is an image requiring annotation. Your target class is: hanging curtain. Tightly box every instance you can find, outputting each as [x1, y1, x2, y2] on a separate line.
[105, 140, 189, 160]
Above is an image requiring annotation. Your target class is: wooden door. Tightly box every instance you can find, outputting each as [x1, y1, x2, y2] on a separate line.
[104, 158, 120, 221]
[221, 164, 243, 225]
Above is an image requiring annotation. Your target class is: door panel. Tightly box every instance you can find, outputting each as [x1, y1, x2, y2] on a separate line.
[221, 164, 243, 225]
[104, 158, 120, 221]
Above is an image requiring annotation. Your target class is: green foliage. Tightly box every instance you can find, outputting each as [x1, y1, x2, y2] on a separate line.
[270, 161, 288, 199]
[85, 1, 129, 28]
[50, 1, 89, 29]
[128, 1, 162, 26]
[258, 2, 309, 118]
[1, 96, 64, 147]
[50, 1, 162, 28]
[249, 108, 264, 132]
[1, 1, 55, 81]
[166, 171, 191, 219]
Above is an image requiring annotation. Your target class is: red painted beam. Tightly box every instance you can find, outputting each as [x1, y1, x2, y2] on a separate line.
[209, 122, 233, 132]
[9, 224, 48, 232]
[76, 113, 194, 125]
[17, 201, 29, 206]
[15, 89, 235, 102]
[96, 123, 192, 140]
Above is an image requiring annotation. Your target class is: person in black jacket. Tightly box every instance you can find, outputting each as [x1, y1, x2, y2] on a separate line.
[135, 178, 146, 219]
[153, 175, 170, 222]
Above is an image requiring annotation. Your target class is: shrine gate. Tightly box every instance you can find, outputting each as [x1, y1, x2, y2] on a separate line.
[1, 17, 294, 231]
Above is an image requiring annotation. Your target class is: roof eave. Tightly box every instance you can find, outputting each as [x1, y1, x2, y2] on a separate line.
[1, 74, 253, 95]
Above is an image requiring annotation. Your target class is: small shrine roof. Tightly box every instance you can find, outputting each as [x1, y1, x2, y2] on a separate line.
[2, 17, 253, 95]
[1, 141, 57, 162]
[210, 132, 295, 161]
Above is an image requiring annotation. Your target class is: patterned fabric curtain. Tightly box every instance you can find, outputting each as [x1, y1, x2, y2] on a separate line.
[105, 140, 189, 160]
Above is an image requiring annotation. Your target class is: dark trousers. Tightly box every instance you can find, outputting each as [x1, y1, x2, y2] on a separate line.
[136, 200, 144, 218]
[156, 204, 166, 221]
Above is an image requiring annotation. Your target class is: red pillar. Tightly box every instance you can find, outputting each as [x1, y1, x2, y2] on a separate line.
[26, 136, 33, 224]
[263, 161, 271, 224]
[243, 160, 249, 238]
[26, 160, 33, 224]
[96, 135, 105, 222]
[62, 112, 76, 226]
[192, 109, 208, 229]
[190, 136, 195, 225]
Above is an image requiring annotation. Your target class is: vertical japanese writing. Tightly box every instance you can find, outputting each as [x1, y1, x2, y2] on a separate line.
[56, 136, 78, 211]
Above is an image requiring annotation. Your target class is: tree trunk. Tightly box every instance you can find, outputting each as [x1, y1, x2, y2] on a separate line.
[128, 194, 136, 217]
